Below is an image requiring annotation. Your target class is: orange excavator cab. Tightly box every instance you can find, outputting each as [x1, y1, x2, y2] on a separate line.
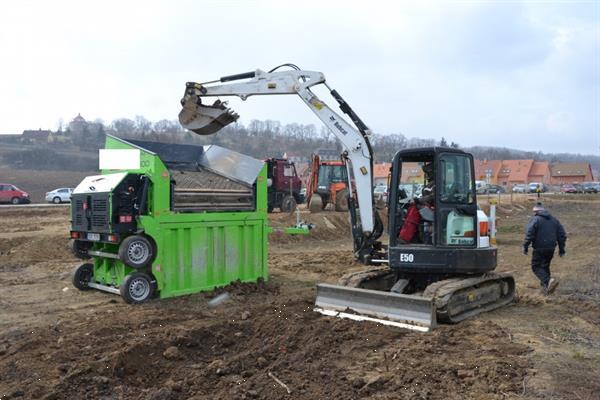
[306, 154, 350, 212]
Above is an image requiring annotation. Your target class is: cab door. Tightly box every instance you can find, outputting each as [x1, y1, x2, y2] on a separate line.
[279, 162, 295, 191]
[435, 152, 477, 247]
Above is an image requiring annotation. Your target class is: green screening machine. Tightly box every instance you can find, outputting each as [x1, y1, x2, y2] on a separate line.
[70, 135, 270, 303]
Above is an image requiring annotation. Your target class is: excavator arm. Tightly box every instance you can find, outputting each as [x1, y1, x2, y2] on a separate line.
[179, 66, 382, 260]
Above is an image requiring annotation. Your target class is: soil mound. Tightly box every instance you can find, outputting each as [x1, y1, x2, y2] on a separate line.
[269, 211, 352, 244]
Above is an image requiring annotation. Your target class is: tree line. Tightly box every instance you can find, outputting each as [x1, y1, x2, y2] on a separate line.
[90, 117, 461, 162]
[1, 116, 598, 172]
[106, 116, 599, 169]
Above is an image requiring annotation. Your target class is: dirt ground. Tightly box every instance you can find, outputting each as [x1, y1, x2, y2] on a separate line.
[0, 197, 599, 400]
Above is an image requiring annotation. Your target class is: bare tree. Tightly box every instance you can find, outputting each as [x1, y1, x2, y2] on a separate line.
[134, 115, 153, 135]
[320, 126, 333, 144]
[56, 118, 64, 133]
[153, 119, 181, 134]
[111, 118, 136, 135]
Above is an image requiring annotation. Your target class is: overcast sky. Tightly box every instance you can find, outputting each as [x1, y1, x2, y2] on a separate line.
[1, 1, 598, 154]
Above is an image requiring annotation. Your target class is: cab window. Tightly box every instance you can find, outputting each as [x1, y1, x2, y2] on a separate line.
[317, 165, 347, 186]
[283, 165, 294, 177]
[440, 155, 473, 204]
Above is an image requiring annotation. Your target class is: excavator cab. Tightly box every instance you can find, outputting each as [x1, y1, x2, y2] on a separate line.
[388, 147, 496, 279]
[316, 147, 514, 331]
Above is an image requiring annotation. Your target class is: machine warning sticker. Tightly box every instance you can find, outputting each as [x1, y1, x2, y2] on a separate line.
[309, 96, 324, 110]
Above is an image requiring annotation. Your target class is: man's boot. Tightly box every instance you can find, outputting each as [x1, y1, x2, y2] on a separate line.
[546, 278, 559, 294]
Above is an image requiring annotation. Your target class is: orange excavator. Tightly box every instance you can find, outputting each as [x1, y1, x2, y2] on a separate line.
[305, 154, 350, 212]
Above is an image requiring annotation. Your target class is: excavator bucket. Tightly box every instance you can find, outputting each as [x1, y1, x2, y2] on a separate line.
[314, 283, 436, 332]
[179, 96, 239, 135]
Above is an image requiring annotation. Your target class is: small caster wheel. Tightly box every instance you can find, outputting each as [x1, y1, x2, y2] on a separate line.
[72, 263, 93, 291]
[120, 272, 155, 304]
[70, 239, 92, 260]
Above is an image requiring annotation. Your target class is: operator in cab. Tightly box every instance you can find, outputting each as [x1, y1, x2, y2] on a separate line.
[398, 162, 435, 244]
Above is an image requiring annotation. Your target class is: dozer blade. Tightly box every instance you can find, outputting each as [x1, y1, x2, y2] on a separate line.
[179, 97, 239, 135]
[314, 283, 436, 332]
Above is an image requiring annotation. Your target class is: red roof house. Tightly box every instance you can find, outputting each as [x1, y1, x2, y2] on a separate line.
[497, 159, 534, 187]
[373, 163, 392, 186]
[528, 161, 551, 184]
[399, 162, 425, 183]
[474, 160, 502, 184]
[550, 163, 594, 184]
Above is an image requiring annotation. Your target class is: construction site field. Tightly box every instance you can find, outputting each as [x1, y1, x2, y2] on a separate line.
[1, 197, 599, 399]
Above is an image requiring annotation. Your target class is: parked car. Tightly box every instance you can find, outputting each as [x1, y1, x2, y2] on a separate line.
[512, 184, 527, 193]
[582, 182, 599, 193]
[398, 183, 421, 199]
[572, 183, 585, 193]
[476, 185, 488, 194]
[560, 184, 577, 193]
[0, 183, 31, 204]
[528, 182, 548, 193]
[373, 185, 388, 203]
[475, 180, 487, 193]
[484, 184, 506, 194]
[45, 187, 74, 204]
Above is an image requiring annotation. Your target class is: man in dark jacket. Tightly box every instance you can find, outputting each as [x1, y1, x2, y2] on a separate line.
[523, 202, 567, 294]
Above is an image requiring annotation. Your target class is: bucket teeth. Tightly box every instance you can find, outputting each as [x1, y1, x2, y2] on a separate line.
[179, 96, 239, 135]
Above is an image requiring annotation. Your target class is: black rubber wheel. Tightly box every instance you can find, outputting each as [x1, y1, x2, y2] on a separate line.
[335, 189, 349, 212]
[280, 194, 297, 213]
[308, 194, 323, 213]
[72, 263, 93, 291]
[118, 235, 155, 269]
[52, 196, 61, 204]
[70, 239, 92, 260]
[11, 197, 20, 205]
[120, 272, 155, 304]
